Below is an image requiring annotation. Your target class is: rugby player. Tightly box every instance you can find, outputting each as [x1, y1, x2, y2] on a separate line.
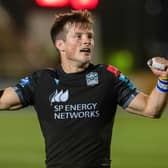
[0, 9, 168, 168]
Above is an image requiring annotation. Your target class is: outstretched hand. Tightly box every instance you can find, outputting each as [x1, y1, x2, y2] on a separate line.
[147, 57, 168, 78]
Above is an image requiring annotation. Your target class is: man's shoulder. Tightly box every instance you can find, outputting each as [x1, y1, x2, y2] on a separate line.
[33, 67, 55, 75]
[93, 64, 120, 77]
[30, 67, 56, 81]
[91, 64, 106, 71]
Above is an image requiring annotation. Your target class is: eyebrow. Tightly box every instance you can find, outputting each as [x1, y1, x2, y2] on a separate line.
[74, 32, 94, 35]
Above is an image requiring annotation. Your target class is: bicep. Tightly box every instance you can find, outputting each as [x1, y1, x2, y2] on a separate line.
[125, 92, 151, 117]
[0, 87, 23, 110]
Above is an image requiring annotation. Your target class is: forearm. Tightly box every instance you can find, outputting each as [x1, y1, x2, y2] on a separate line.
[145, 87, 168, 118]
[146, 57, 168, 116]
[126, 79, 168, 118]
[127, 57, 168, 118]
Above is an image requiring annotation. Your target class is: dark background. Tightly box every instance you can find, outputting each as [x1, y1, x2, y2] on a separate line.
[0, 0, 168, 77]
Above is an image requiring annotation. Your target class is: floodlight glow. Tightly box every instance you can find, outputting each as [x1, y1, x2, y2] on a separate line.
[70, 0, 99, 9]
[35, 0, 69, 7]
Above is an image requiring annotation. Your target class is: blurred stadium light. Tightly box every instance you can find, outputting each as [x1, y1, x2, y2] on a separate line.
[35, 0, 99, 9]
[35, 0, 69, 7]
[70, 0, 99, 10]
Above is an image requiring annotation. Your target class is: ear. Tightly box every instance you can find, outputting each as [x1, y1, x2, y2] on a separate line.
[55, 40, 65, 52]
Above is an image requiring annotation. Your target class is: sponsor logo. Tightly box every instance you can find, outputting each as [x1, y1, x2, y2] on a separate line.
[54, 111, 100, 120]
[86, 72, 99, 86]
[49, 90, 100, 120]
[49, 89, 69, 104]
[53, 103, 100, 120]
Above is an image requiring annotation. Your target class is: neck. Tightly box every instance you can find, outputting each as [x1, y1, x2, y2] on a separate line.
[61, 62, 90, 73]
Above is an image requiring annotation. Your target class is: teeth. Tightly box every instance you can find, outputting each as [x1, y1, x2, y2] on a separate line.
[80, 48, 90, 52]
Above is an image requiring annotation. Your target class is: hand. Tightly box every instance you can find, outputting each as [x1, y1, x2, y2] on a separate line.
[147, 57, 168, 78]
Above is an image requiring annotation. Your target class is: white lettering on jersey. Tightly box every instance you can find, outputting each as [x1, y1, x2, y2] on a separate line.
[53, 103, 100, 120]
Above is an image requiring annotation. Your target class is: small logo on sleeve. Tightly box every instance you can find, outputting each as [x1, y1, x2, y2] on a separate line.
[19, 77, 30, 87]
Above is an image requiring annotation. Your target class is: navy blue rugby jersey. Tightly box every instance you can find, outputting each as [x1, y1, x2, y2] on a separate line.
[14, 64, 139, 168]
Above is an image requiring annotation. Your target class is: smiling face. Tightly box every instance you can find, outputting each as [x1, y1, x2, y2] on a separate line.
[55, 22, 94, 70]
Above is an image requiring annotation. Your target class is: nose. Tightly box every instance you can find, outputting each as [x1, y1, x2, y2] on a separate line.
[82, 35, 91, 45]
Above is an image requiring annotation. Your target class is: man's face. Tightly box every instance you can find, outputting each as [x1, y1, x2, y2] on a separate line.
[59, 23, 94, 66]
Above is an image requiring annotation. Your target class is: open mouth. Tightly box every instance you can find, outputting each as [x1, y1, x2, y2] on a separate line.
[80, 48, 91, 54]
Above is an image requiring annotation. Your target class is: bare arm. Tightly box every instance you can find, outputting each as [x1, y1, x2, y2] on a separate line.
[0, 87, 23, 110]
[126, 89, 167, 118]
[126, 57, 168, 118]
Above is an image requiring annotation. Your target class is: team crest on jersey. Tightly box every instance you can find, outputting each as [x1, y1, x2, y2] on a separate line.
[86, 72, 99, 86]
[49, 89, 69, 104]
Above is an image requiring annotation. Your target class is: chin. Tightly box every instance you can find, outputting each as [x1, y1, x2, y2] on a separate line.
[79, 59, 90, 66]
[78, 54, 92, 63]
[84, 54, 92, 59]
[84, 57, 91, 63]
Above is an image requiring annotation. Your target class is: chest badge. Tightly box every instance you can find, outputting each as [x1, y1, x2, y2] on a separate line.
[86, 72, 99, 86]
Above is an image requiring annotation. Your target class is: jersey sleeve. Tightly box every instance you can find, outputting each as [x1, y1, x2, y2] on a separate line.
[114, 73, 139, 108]
[13, 73, 37, 107]
[106, 65, 139, 109]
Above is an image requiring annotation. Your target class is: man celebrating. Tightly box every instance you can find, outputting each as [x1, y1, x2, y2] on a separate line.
[0, 10, 168, 168]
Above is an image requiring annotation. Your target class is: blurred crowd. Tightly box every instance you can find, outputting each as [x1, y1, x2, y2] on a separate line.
[0, 0, 168, 78]
[0, 0, 57, 77]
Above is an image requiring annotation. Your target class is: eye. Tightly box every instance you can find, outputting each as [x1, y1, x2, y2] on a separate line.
[75, 34, 81, 39]
[88, 34, 93, 39]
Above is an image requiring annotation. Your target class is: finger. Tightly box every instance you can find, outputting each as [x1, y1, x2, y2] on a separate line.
[147, 58, 167, 71]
